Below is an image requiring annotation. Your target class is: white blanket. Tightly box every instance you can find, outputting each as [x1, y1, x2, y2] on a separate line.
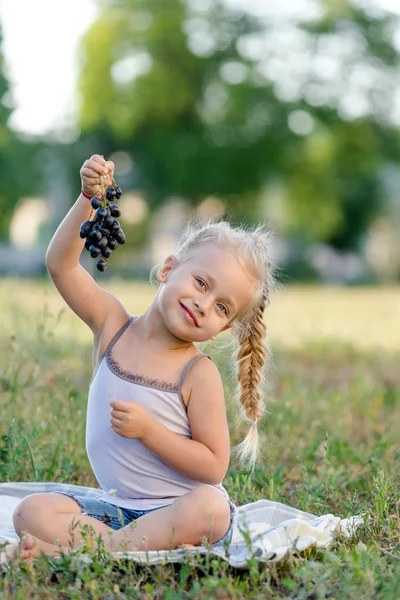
[0, 482, 363, 568]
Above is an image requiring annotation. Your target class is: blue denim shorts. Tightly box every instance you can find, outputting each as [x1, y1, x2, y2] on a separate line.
[53, 492, 236, 547]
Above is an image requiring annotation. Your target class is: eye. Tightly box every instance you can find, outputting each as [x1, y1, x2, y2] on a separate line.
[195, 278, 206, 289]
[217, 303, 228, 314]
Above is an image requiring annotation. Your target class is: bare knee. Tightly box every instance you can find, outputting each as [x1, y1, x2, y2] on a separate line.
[13, 493, 82, 536]
[176, 486, 231, 543]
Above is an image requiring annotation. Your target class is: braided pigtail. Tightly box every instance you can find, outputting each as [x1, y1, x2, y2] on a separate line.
[152, 217, 277, 472]
[231, 283, 270, 472]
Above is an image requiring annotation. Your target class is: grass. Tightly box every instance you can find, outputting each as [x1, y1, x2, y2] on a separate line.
[0, 277, 399, 599]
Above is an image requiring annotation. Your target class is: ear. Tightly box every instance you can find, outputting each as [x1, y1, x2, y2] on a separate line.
[157, 255, 177, 283]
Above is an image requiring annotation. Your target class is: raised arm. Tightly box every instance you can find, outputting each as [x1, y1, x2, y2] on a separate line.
[45, 155, 124, 333]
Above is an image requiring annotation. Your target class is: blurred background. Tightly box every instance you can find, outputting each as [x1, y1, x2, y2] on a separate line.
[1, 6, 399, 582]
[0, 0, 399, 285]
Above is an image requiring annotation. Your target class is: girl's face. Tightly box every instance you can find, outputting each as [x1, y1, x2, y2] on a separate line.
[157, 242, 258, 343]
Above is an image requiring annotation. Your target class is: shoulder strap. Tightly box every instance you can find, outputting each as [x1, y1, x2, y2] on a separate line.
[177, 353, 211, 394]
[103, 316, 134, 359]
[91, 316, 135, 384]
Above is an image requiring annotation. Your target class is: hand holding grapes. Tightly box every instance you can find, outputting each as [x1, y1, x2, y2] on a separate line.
[79, 154, 125, 272]
[80, 154, 114, 198]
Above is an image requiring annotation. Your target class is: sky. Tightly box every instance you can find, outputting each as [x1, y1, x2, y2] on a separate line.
[0, 0, 399, 137]
[0, 0, 98, 137]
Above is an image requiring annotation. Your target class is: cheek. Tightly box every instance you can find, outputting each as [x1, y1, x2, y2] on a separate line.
[159, 283, 181, 312]
[167, 277, 190, 298]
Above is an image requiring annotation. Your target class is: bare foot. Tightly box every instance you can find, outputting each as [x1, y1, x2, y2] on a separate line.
[20, 535, 67, 563]
[181, 544, 196, 549]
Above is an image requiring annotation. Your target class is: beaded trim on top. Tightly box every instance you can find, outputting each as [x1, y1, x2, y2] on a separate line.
[107, 350, 179, 391]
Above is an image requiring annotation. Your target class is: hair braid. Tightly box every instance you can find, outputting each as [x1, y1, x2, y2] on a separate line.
[150, 217, 277, 474]
[232, 284, 270, 470]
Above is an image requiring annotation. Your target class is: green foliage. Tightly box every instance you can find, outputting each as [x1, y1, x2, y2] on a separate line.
[75, 0, 400, 249]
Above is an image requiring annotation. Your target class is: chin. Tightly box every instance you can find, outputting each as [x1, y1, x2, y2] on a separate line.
[167, 318, 196, 343]
[173, 323, 206, 344]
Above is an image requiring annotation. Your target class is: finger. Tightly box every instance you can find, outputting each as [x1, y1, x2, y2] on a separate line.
[90, 154, 107, 165]
[110, 415, 124, 425]
[111, 424, 125, 436]
[81, 171, 112, 189]
[111, 401, 131, 412]
[89, 156, 114, 176]
[111, 411, 129, 422]
[80, 174, 101, 185]
[86, 160, 110, 176]
[81, 169, 105, 182]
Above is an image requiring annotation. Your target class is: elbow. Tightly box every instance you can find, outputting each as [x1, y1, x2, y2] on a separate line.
[45, 262, 55, 277]
[45, 254, 67, 277]
[196, 465, 225, 486]
[208, 474, 224, 486]
[200, 474, 221, 485]
[45, 245, 64, 274]
[207, 462, 228, 486]
[45, 252, 56, 274]
[45, 263, 59, 279]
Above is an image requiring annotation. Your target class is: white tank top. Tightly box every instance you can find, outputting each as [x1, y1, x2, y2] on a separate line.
[86, 316, 230, 509]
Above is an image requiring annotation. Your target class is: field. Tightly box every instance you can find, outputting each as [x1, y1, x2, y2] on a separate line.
[1, 278, 399, 599]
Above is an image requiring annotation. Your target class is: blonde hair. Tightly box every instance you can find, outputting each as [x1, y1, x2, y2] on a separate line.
[151, 217, 278, 472]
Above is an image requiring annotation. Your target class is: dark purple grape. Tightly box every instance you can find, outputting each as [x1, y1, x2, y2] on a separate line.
[89, 230, 102, 243]
[108, 237, 118, 250]
[91, 196, 102, 209]
[84, 180, 123, 270]
[79, 220, 93, 239]
[89, 245, 101, 258]
[101, 246, 112, 259]
[115, 229, 126, 245]
[98, 226, 110, 237]
[97, 259, 107, 272]
[110, 219, 121, 236]
[96, 207, 108, 221]
[97, 236, 109, 249]
[106, 187, 117, 201]
[110, 204, 121, 218]
[103, 215, 114, 229]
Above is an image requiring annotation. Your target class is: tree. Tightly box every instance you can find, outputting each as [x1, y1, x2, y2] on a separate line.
[0, 25, 43, 240]
[76, 0, 400, 249]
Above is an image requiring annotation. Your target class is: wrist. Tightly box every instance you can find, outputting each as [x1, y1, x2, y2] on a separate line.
[81, 189, 92, 200]
[140, 416, 158, 445]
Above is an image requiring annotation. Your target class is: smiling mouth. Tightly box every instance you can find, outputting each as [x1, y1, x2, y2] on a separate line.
[180, 303, 198, 327]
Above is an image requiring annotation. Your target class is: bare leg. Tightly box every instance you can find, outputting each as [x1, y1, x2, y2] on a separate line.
[102, 487, 230, 553]
[13, 492, 114, 546]
[16, 487, 230, 562]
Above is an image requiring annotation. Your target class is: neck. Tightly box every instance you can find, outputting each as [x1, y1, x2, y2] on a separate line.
[134, 301, 194, 353]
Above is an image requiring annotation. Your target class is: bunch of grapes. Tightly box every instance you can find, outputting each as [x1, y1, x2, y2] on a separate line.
[79, 177, 125, 272]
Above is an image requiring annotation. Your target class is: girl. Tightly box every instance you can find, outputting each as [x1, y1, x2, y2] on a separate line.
[14, 154, 275, 562]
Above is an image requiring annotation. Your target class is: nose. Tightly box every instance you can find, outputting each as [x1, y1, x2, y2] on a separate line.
[193, 298, 209, 317]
